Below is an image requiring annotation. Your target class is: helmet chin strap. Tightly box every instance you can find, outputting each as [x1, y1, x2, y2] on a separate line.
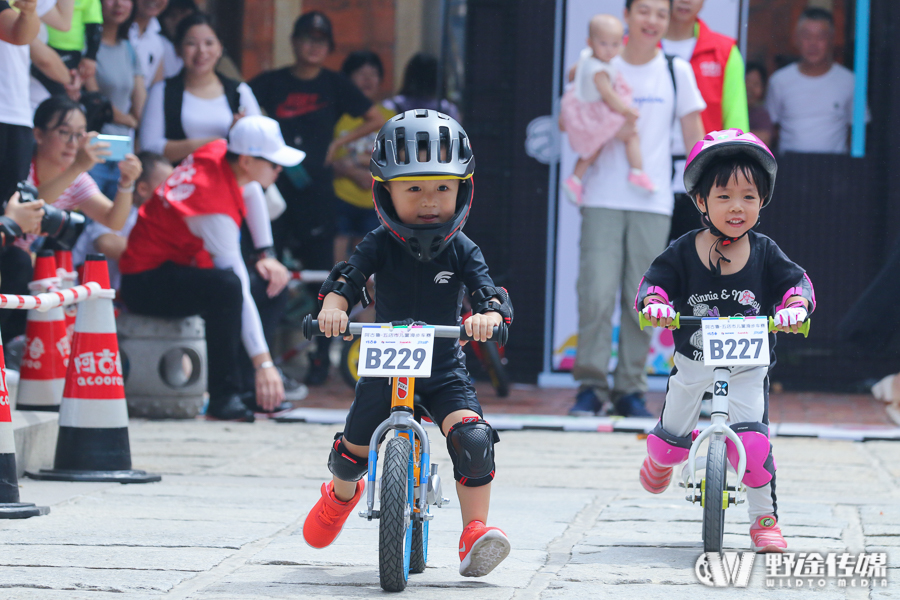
[701, 212, 759, 276]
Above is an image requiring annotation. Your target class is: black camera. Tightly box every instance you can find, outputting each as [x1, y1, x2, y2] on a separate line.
[16, 181, 86, 250]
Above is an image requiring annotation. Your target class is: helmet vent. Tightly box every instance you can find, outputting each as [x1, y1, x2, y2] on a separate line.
[395, 128, 408, 164]
[416, 132, 430, 162]
[438, 127, 451, 163]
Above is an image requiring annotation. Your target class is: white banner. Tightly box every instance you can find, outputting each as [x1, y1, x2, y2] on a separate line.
[543, 0, 741, 385]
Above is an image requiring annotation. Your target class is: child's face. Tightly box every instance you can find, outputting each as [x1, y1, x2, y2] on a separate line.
[385, 179, 460, 225]
[588, 18, 624, 63]
[136, 162, 173, 207]
[696, 169, 762, 238]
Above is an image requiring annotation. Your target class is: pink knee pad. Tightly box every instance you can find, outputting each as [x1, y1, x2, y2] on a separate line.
[726, 422, 776, 488]
[647, 423, 698, 467]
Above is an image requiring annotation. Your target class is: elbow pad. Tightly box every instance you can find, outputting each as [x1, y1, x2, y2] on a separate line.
[84, 24, 102, 61]
[775, 274, 816, 314]
[0, 216, 23, 247]
[318, 261, 371, 310]
[471, 286, 513, 325]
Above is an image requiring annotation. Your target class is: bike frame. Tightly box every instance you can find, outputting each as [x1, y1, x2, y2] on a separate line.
[681, 366, 747, 507]
[360, 376, 434, 522]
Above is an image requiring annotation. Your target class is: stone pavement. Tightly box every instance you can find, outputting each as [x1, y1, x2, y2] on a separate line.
[2, 418, 899, 599]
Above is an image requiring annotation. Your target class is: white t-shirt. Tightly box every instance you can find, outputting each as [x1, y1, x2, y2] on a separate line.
[574, 47, 617, 103]
[0, 0, 57, 127]
[128, 18, 166, 85]
[140, 80, 261, 155]
[581, 52, 706, 216]
[661, 37, 699, 193]
[765, 62, 855, 154]
[161, 37, 183, 78]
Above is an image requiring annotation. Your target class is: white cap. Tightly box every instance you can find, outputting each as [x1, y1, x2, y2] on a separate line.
[227, 115, 306, 167]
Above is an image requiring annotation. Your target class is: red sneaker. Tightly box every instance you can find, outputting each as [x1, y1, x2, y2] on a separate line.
[639, 456, 673, 494]
[302, 480, 364, 549]
[458, 521, 510, 577]
[750, 515, 787, 553]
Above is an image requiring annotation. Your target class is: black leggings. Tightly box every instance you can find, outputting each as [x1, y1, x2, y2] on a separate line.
[120, 263, 244, 409]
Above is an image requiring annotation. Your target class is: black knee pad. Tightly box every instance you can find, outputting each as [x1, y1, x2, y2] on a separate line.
[446, 418, 500, 487]
[327, 433, 368, 482]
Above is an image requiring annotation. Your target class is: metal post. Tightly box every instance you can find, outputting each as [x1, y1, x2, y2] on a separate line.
[541, 0, 565, 379]
[851, 0, 870, 158]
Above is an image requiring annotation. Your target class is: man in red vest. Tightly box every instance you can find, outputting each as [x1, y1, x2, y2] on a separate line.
[663, 0, 749, 241]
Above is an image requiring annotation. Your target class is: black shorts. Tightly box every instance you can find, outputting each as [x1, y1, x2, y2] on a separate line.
[342, 367, 482, 447]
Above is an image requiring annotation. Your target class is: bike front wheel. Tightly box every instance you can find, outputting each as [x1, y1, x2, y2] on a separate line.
[379, 436, 413, 592]
[702, 436, 727, 553]
[481, 341, 510, 397]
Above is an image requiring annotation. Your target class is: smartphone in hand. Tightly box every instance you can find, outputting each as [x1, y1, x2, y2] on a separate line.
[90, 134, 133, 162]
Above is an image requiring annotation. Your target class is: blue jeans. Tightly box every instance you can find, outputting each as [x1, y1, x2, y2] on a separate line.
[89, 161, 121, 199]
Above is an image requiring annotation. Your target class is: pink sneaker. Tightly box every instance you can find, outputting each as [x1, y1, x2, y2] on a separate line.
[563, 175, 583, 206]
[750, 515, 787, 553]
[628, 170, 656, 193]
[639, 456, 673, 494]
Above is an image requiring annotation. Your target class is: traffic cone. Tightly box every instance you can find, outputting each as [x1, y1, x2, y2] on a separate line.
[0, 333, 49, 518]
[55, 250, 78, 343]
[26, 255, 160, 483]
[15, 251, 70, 412]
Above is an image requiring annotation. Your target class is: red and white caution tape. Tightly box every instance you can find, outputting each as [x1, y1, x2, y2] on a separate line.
[0, 282, 114, 312]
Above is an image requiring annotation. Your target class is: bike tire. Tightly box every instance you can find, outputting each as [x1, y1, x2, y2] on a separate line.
[702, 436, 727, 553]
[379, 436, 413, 592]
[481, 341, 511, 397]
[410, 518, 426, 573]
[339, 337, 361, 389]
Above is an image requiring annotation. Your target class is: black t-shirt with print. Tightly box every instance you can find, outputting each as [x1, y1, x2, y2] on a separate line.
[640, 230, 808, 362]
[249, 67, 372, 186]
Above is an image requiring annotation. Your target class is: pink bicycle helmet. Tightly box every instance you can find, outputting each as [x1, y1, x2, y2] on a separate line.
[683, 129, 777, 208]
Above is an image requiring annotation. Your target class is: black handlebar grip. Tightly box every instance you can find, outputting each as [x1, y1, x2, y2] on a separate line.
[459, 323, 509, 347]
[302, 315, 317, 340]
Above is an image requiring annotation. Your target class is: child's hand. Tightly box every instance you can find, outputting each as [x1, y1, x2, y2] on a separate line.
[463, 311, 502, 345]
[773, 306, 807, 334]
[624, 107, 640, 122]
[642, 303, 675, 329]
[318, 308, 352, 340]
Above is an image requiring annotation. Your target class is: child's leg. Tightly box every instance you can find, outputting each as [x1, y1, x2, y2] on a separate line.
[624, 132, 643, 172]
[573, 152, 600, 180]
[442, 409, 492, 525]
[332, 437, 369, 501]
[440, 408, 509, 577]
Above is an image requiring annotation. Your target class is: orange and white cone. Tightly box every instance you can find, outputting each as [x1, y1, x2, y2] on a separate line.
[0, 331, 49, 518]
[26, 254, 160, 484]
[55, 250, 78, 343]
[15, 251, 70, 412]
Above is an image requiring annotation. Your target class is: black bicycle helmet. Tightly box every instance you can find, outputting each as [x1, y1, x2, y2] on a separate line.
[370, 109, 475, 262]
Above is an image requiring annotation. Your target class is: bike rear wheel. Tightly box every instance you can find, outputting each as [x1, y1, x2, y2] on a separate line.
[481, 341, 510, 397]
[379, 436, 413, 592]
[339, 337, 361, 388]
[702, 436, 727, 553]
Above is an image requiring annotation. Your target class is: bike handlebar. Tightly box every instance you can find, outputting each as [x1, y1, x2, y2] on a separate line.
[638, 313, 810, 337]
[301, 315, 509, 347]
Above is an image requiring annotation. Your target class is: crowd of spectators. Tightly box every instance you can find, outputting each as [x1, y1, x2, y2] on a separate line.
[0, 0, 863, 422]
[0, 1, 468, 422]
[568, 1, 860, 418]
